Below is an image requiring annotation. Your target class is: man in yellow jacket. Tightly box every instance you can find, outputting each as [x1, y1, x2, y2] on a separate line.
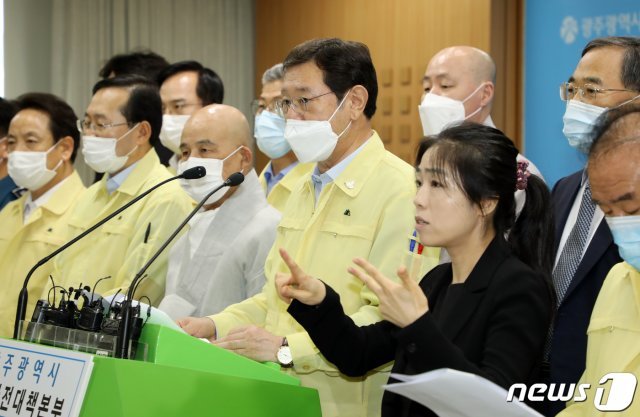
[559, 102, 640, 416]
[50, 76, 193, 306]
[180, 38, 439, 417]
[254, 63, 313, 212]
[0, 93, 85, 338]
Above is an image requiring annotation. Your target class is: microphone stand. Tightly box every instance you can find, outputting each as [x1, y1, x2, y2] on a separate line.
[13, 168, 205, 340]
[116, 172, 244, 359]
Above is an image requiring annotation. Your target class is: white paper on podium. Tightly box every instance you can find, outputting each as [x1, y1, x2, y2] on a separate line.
[383, 368, 544, 417]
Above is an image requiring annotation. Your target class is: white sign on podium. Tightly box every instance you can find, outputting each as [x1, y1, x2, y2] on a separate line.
[0, 339, 94, 417]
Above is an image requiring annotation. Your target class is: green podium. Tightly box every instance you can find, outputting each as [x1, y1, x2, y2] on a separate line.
[14, 323, 320, 417]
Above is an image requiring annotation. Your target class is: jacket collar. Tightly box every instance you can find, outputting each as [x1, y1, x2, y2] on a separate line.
[277, 162, 314, 193]
[319, 130, 385, 199]
[100, 150, 161, 197]
[216, 169, 267, 223]
[39, 171, 85, 216]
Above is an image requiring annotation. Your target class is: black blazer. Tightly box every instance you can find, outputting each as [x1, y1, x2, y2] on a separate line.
[289, 237, 552, 417]
[547, 170, 621, 416]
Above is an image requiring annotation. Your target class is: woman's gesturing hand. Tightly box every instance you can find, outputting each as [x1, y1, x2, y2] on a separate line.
[275, 248, 327, 306]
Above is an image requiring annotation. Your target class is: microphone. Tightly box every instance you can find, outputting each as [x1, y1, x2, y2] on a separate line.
[225, 172, 245, 187]
[116, 171, 245, 359]
[12, 166, 207, 339]
[181, 166, 206, 180]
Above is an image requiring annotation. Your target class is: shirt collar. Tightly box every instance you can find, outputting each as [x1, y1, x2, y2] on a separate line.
[579, 168, 590, 187]
[483, 115, 496, 128]
[23, 176, 70, 221]
[265, 161, 299, 194]
[311, 138, 369, 184]
[106, 162, 139, 194]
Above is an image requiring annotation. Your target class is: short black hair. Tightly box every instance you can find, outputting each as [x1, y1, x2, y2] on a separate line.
[157, 60, 224, 104]
[13, 93, 80, 162]
[0, 98, 18, 137]
[283, 38, 378, 119]
[98, 50, 169, 83]
[92, 75, 163, 147]
[590, 102, 640, 158]
[582, 37, 640, 91]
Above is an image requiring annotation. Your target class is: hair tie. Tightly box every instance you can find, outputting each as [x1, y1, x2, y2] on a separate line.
[516, 161, 531, 190]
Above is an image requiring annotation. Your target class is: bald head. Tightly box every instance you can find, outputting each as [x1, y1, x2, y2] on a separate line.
[179, 103, 254, 193]
[422, 46, 497, 124]
[431, 46, 496, 84]
[184, 104, 252, 148]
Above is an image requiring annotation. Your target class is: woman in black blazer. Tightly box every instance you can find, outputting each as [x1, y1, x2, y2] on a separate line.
[276, 123, 555, 417]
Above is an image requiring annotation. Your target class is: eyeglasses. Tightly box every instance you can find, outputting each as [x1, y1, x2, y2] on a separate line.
[251, 99, 279, 115]
[77, 119, 129, 134]
[276, 91, 335, 116]
[559, 82, 638, 101]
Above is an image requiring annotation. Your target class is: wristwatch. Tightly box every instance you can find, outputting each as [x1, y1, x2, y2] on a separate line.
[277, 337, 293, 368]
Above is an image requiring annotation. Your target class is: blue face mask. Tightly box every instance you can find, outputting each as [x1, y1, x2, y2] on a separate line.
[254, 110, 289, 159]
[563, 95, 640, 154]
[562, 100, 607, 154]
[606, 215, 640, 271]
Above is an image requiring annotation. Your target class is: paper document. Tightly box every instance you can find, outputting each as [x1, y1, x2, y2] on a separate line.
[384, 368, 543, 417]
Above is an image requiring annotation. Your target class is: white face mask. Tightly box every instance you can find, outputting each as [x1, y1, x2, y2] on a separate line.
[255, 110, 289, 159]
[562, 100, 607, 154]
[82, 124, 139, 174]
[8, 142, 63, 191]
[284, 90, 352, 163]
[159, 114, 190, 154]
[418, 83, 486, 136]
[177, 146, 242, 205]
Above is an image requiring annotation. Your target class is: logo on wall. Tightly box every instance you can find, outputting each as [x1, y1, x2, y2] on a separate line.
[560, 12, 640, 45]
[560, 16, 579, 44]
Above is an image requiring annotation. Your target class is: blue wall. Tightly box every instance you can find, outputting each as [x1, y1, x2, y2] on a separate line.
[524, 1, 640, 187]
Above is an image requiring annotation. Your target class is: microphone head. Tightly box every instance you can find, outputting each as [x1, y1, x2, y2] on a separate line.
[225, 172, 245, 187]
[181, 166, 206, 180]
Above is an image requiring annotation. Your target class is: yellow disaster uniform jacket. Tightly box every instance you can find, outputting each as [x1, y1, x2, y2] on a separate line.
[0, 171, 86, 338]
[50, 150, 193, 306]
[560, 262, 640, 417]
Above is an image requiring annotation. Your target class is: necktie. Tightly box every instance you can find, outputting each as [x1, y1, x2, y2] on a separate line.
[552, 181, 596, 304]
[545, 181, 596, 360]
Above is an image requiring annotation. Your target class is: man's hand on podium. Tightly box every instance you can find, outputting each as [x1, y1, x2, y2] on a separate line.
[177, 316, 217, 341]
[213, 325, 282, 363]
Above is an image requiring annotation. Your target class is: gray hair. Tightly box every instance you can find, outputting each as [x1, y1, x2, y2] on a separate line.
[261, 63, 284, 85]
[583, 37, 640, 91]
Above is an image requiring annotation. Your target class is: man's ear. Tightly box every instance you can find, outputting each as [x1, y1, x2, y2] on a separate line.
[134, 121, 152, 145]
[348, 85, 368, 119]
[56, 136, 75, 162]
[0, 139, 8, 159]
[239, 145, 254, 172]
[480, 82, 495, 108]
